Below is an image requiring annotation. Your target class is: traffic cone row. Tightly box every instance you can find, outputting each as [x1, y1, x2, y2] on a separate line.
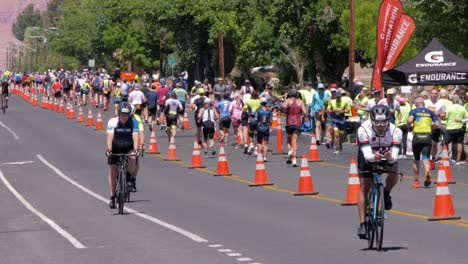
[95, 112, 103, 130]
[428, 164, 460, 221]
[272, 112, 284, 155]
[183, 112, 191, 129]
[86, 109, 95, 126]
[441, 144, 455, 184]
[214, 143, 231, 176]
[294, 154, 318, 195]
[77, 106, 85, 122]
[189, 139, 205, 169]
[164, 137, 180, 161]
[146, 130, 160, 154]
[341, 157, 360, 205]
[308, 133, 322, 162]
[249, 152, 274, 187]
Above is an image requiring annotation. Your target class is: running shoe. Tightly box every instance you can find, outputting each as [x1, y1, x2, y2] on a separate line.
[325, 142, 331, 149]
[108, 196, 116, 209]
[412, 180, 420, 189]
[424, 173, 431, 187]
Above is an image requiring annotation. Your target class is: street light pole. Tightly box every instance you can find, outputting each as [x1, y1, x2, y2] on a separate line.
[348, 0, 355, 89]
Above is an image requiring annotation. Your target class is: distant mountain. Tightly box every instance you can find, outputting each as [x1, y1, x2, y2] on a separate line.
[0, 0, 49, 69]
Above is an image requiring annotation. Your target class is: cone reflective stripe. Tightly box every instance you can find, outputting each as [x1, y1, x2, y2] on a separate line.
[183, 112, 191, 129]
[146, 130, 160, 154]
[95, 112, 104, 130]
[214, 143, 232, 176]
[189, 139, 205, 168]
[164, 137, 180, 161]
[77, 107, 85, 122]
[441, 144, 455, 184]
[68, 103, 75, 119]
[341, 157, 360, 205]
[41, 96, 47, 108]
[214, 128, 220, 141]
[273, 113, 284, 155]
[428, 164, 460, 221]
[308, 134, 322, 162]
[86, 109, 95, 126]
[294, 154, 318, 195]
[249, 153, 274, 187]
[272, 109, 278, 128]
[58, 100, 64, 113]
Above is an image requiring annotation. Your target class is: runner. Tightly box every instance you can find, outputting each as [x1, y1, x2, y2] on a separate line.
[190, 88, 207, 145]
[156, 83, 169, 130]
[255, 97, 273, 162]
[164, 92, 183, 140]
[198, 98, 219, 156]
[145, 85, 159, 131]
[229, 94, 244, 148]
[217, 92, 232, 143]
[283, 89, 307, 166]
[244, 91, 261, 155]
[311, 83, 331, 144]
[328, 90, 351, 154]
[173, 82, 189, 130]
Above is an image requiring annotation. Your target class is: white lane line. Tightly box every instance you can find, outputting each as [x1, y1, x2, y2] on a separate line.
[0, 168, 85, 249]
[237, 258, 253, 262]
[3, 161, 35, 165]
[0, 120, 20, 140]
[218, 249, 232, 252]
[227, 253, 242, 256]
[37, 154, 208, 243]
[209, 244, 223, 248]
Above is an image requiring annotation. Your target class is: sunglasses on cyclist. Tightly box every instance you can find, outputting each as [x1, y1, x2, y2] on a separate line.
[372, 120, 389, 127]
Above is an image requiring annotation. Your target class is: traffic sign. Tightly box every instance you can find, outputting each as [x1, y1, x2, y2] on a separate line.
[167, 57, 177, 68]
[88, 59, 95, 68]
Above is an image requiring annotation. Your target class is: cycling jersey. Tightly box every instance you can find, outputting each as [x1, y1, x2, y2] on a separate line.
[165, 98, 182, 115]
[424, 99, 445, 116]
[409, 107, 438, 134]
[229, 100, 244, 121]
[357, 120, 402, 163]
[173, 88, 187, 102]
[311, 90, 331, 113]
[243, 98, 261, 115]
[133, 114, 145, 132]
[217, 100, 231, 118]
[286, 98, 302, 126]
[107, 117, 139, 150]
[328, 99, 350, 120]
[128, 90, 145, 105]
[255, 107, 272, 127]
[157, 87, 169, 105]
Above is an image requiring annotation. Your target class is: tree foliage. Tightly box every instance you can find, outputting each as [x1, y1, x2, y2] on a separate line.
[12, 4, 43, 41]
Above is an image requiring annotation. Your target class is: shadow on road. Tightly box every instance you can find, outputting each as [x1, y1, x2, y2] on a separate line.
[128, 199, 150, 203]
[360, 246, 408, 252]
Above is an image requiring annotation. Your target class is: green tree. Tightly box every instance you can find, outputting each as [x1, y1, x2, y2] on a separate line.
[12, 4, 43, 42]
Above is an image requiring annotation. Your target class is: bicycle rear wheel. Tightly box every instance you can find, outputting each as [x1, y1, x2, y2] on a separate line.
[375, 184, 385, 251]
[366, 190, 375, 249]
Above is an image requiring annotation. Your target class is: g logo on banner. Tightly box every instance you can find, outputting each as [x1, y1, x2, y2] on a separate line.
[408, 74, 418, 84]
[424, 51, 444, 63]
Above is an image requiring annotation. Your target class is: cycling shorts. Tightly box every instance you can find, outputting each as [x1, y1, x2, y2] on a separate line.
[257, 127, 270, 144]
[431, 128, 442, 142]
[166, 114, 178, 128]
[285, 125, 301, 135]
[444, 129, 464, 145]
[219, 117, 231, 130]
[412, 133, 432, 161]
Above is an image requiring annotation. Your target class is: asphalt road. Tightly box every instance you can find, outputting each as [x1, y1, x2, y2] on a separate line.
[0, 90, 467, 264]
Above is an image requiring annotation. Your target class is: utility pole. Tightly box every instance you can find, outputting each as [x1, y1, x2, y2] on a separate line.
[218, 31, 224, 79]
[35, 37, 39, 70]
[348, 0, 355, 90]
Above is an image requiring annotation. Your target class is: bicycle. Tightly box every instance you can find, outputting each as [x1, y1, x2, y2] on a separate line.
[110, 152, 138, 215]
[363, 159, 403, 251]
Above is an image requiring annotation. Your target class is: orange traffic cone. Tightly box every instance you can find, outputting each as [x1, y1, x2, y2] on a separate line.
[32, 93, 38, 106]
[308, 133, 322, 162]
[272, 109, 278, 128]
[294, 154, 318, 195]
[86, 109, 94, 126]
[428, 163, 460, 221]
[272, 112, 284, 155]
[146, 130, 160, 154]
[214, 128, 220, 141]
[58, 100, 64, 113]
[189, 139, 205, 169]
[68, 104, 75, 119]
[183, 112, 191, 129]
[77, 106, 85, 122]
[47, 97, 52, 110]
[41, 96, 47, 108]
[164, 137, 180, 161]
[95, 112, 104, 130]
[249, 152, 274, 187]
[214, 143, 232, 176]
[441, 144, 455, 184]
[341, 157, 360, 205]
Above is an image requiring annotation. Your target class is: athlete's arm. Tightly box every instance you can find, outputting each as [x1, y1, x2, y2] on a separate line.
[357, 127, 376, 162]
[388, 127, 402, 163]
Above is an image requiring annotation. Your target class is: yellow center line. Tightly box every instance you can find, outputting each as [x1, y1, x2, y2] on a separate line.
[148, 152, 467, 229]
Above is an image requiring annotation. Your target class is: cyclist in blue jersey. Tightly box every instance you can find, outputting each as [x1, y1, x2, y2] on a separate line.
[217, 93, 232, 144]
[255, 98, 273, 162]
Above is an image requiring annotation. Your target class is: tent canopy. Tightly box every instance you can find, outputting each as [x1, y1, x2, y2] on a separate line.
[382, 38, 468, 87]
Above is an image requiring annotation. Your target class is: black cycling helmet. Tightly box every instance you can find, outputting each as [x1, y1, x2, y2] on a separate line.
[118, 102, 132, 114]
[370, 105, 390, 122]
[223, 92, 230, 100]
[289, 89, 298, 98]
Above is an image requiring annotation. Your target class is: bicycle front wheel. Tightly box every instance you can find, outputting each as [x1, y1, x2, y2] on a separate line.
[366, 190, 375, 249]
[375, 184, 385, 251]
